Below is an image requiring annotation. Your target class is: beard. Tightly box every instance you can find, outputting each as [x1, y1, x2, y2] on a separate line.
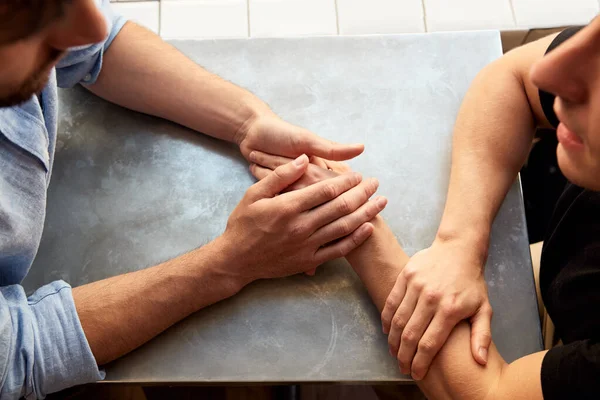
[0, 48, 64, 108]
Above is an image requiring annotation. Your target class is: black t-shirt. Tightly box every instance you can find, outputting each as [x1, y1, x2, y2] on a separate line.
[538, 27, 600, 400]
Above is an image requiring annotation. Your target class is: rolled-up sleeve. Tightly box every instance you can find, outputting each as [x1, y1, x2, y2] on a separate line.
[0, 281, 103, 400]
[56, 0, 128, 88]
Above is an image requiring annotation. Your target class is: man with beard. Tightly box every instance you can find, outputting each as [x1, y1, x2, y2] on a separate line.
[0, 1, 387, 398]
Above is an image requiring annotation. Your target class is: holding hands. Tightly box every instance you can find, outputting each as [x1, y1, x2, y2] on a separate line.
[220, 154, 387, 286]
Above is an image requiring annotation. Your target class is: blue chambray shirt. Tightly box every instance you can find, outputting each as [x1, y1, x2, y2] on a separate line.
[0, 2, 127, 398]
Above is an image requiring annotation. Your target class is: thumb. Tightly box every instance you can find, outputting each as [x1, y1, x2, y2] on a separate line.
[249, 154, 308, 200]
[302, 131, 364, 161]
[470, 305, 493, 366]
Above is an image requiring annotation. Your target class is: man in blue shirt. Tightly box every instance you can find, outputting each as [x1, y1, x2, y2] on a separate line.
[0, 1, 387, 398]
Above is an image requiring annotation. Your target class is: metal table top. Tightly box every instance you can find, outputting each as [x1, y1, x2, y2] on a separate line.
[24, 31, 542, 383]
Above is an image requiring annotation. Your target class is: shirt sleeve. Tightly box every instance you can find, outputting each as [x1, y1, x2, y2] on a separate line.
[0, 281, 104, 400]
[56, 0, 128, 88]
[541, 339, 600, 400]
[538, 26, 584, 128]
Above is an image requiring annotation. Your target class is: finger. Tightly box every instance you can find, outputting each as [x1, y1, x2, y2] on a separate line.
[279, 172, 362, 211]
[381, 274, 408, 335]
[396, 299, 435, 378]
[301, 133, 365, 161]
[305, 268, 317, 276]
[324, 159, 352, 174]
[410, 313, 457, 381]
[248, 155, 308, 201]
[249, 164, 271, 181]
[388, 287, 419, 372]
[314, 222, 374, 263]
[249, 150, 291, 170]
[470, 304, 493, 366]
[310, 196, 387, 245]
[310, 156, 329, 169]
[306, 178, 379, 231]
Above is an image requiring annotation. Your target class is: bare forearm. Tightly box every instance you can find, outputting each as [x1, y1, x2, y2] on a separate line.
[72, 237, 244, 365]
[437, 59, 537, 256]
[88, 22, 270, 144]
[346, 216, 409, 311]
[347, 218, 545, 400]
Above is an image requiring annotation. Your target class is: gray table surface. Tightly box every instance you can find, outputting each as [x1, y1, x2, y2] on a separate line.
[24, 31, 542, 384]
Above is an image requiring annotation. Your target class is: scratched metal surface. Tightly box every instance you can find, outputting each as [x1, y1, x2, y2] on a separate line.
[24, 32, 542, 383]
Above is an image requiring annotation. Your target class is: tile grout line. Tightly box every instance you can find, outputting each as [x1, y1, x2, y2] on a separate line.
[334, 0, 340, 35]
[421, 0, 428, 32]
[158, 0, 162, 36]
[247, 0, 251, 37]
[508, 0, 518, 27]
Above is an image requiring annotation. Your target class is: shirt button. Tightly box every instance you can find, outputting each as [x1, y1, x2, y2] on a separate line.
[84, 74, 92, 82]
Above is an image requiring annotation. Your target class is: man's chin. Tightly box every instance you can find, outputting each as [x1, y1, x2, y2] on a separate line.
[0, 76, 50, 108]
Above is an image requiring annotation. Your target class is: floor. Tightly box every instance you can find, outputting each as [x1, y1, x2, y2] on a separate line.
[108, 0, 599, 48]
[47, 384, 427, 400]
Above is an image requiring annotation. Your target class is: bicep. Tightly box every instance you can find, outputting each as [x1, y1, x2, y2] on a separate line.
[503, 33, 561, 129]
[420, 322, 547, 400]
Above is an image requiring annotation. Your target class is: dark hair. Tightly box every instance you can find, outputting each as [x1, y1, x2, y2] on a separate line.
[0, 1, 68, 44]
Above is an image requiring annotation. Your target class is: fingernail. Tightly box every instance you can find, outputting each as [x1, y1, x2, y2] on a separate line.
[294, 154, 307, 166]
[371, 178, 379, 189]
[249, 151, 256, 162]
[389, 345, 394, 357]
[376, 197, 387, 208]
[479, 347, 488, 363]
[382, 323, 388, 335]
[412, 371, 422, 381]
[354, 172, 363, 183]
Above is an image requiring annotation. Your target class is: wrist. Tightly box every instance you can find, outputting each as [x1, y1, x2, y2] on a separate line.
[192, 236, 253, 297]
[232, 101, 273, 146]
[347, 215, 409, 269]
[434, 224, 491, 265]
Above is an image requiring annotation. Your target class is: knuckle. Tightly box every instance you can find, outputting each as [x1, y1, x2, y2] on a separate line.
[337, 219, 352, 237]
[483, 303, 494, 317]
[289, 222, 307, 238]
[403, 265, 418, 281]
[418, 338, 437, 354]
[392, 316, 407, 331]
[322, 183, 338, 199]
[401, 329, 417, 345]
[337, 196, 353, 215]
[423, 289, 441, 305]
[384, 296, 398, 311]
[442, 302, 460, 319]
[412, 279, 425, 292]
[478, 330, 493, 342]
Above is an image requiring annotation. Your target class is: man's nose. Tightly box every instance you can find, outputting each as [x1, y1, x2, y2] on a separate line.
[46, 0, 108, 51]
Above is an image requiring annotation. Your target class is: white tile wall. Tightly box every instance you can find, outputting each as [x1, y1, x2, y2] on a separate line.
[337, 0, 425, 35]
[161, 0, 248, 39]
[424, 0, 515, 32]
[512, 0, 599, 28]
[109, 0, 600, 46]
[249, 0, 337, 37]
[110, 1, 160, 33]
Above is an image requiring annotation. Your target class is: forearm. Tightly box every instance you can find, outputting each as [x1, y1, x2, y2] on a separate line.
[437, 56, 538, 256]
[87, 22, 270, 144]
[72, 237, 245, 365]
[346, 216, 409, 311]
[420, 321, 546, 400]
[347, 218, 546, 400]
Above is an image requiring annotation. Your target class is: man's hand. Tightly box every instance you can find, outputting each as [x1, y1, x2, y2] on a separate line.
[248, 150, 351, 191]
[219, 154, 388, 284]
[381, 239, 492, 381]
[237, 113, 364, 164]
